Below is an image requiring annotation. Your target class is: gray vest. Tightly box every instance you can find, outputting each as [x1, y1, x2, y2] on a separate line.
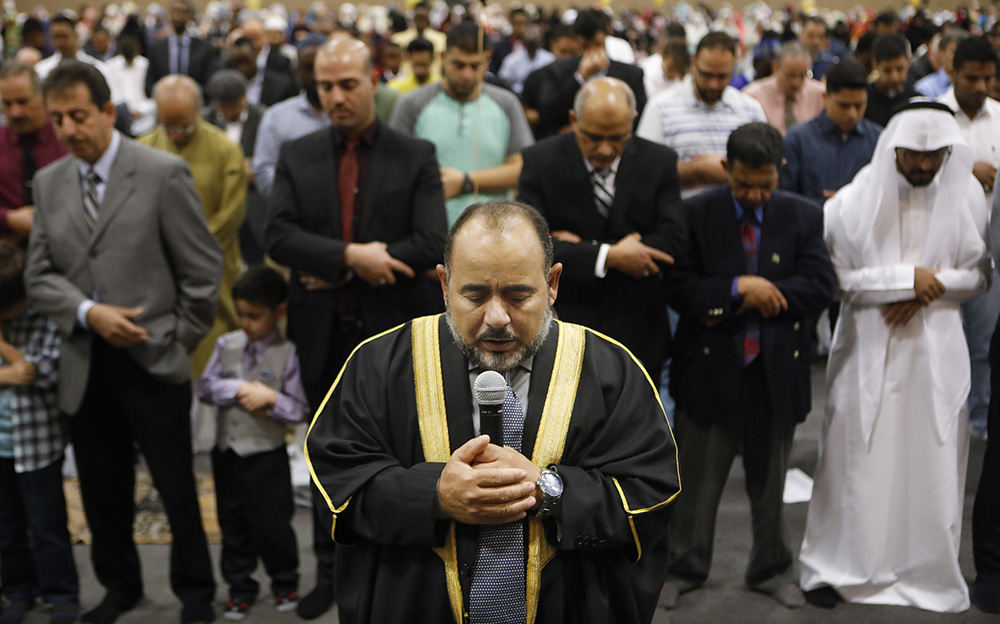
[216, 330, 293, 456]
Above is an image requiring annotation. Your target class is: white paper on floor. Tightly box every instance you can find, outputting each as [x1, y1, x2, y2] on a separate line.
[783, 468, 814, 504]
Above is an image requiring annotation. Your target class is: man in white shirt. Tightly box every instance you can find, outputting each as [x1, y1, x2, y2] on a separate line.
[800, 101, 989, 613]
[35, 15, 113, 99]
[938, 35, 1000, 440]
[637, 31, 766, 198]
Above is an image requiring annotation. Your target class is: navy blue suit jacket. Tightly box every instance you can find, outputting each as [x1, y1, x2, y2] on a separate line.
[665, 187, 836, 431]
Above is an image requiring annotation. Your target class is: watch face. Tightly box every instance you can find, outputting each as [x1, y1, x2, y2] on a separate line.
[539, 471, 563, 497]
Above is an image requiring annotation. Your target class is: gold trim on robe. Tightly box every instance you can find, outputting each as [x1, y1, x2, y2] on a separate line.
[411, 316, 586, 624]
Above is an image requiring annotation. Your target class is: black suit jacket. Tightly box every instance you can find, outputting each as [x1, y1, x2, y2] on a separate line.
[665, 187, 836, 432]
[204, 103, 265, 158]
[529, 57, 647, 139]
[145, 36, 218, 95]
[258, 69, 299, 107]
[518, 133, 686, 375]
[265, 123, 448, 384]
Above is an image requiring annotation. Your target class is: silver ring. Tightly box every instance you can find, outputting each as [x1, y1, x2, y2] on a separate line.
[642, 270, 650, 277]
[379, 278, 387, 286]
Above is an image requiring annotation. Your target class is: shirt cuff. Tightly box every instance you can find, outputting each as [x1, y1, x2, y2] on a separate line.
[574, 71, 585, 86]
[0, 207, 9, 231]
[595, 243, 610, 278]
[77, 300, 96, 329]
[731, 277, 741, 300]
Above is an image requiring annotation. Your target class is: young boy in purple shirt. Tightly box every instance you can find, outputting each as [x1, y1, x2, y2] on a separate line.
[198, 266, 309, 621]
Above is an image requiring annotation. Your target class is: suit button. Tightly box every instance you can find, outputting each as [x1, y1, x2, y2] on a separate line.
[793, 350, 800, 360]
[703, 347, 710, 355]
[793, 322, 800, 331]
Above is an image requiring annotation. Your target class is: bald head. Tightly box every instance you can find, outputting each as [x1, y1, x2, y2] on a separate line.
[13, 46, 43, 67]
[314, 34, 378, 137]
[573, 77, 636, 120]
[241, 18, 266, 51]
[153, 75, 202, 148]
[153, 74, 202, 109]
[316, 33, 374, 73]
[571, 77, 636, 169]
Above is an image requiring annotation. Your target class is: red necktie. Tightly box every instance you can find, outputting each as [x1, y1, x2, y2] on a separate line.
[339, 139, 358, 242]
[740, 215, 761, 365]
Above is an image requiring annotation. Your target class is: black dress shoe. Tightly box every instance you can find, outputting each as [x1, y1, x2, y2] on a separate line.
[295, 586, 334, 620]
[804, 586, 841, 609]
[81, 594, 142, 624]
[971, 580, 1000, 614]
[0, 599, 33, 624]
[180, 601, 215, 624]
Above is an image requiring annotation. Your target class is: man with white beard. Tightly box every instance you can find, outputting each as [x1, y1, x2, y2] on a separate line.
[800, 100, 990, 613]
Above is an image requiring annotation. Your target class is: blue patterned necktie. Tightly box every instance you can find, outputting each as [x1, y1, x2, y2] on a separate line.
[469, 377, 526, 624]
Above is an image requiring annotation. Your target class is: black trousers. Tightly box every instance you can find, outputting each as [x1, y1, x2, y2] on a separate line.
[0, 457, 78, 605]
[70, 338, 215, 606]
[667, 360, 795, 590]
[972, 319, 1000, 604]
[212, 446, 298, 601]
[302, 321, 366, 586]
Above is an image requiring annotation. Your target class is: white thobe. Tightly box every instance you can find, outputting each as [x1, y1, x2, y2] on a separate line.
[800, 174, 986, 613]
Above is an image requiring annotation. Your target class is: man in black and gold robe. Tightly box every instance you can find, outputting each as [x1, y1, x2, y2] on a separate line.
[305, 200, 680, 624]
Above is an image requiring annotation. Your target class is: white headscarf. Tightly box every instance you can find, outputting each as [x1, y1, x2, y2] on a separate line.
[825, 104, 989, 446]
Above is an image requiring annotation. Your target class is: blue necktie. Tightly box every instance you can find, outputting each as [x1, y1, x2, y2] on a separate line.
[469, 379, 526, 624]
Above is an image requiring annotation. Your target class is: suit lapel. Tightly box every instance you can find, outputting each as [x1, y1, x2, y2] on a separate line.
[717, 192, 745, 273]
[310, 132, 341, 239]
[561, 137, 605, 228]
[89, 141, 137, 246]
[609, 140, 638, 235]
[60, 162, 92, 242]
[356, 126, 388, 240]
[758, 200, 784, 280]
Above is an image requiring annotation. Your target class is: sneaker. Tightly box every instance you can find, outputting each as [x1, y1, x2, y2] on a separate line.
[222, 602, 249, 621]
[274, 593, 298, 613]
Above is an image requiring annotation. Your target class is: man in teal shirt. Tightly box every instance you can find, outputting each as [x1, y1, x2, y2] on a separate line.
[390, 21, 534, 225]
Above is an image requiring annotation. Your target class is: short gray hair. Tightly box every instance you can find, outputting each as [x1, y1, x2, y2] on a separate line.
[777, 41, 811, 65]
[0, 61, 41, 92]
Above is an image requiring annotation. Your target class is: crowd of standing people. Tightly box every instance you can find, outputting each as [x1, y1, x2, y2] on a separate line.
[1, 0, 1000, 623]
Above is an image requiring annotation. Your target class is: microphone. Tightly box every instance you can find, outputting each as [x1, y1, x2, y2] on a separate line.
[473, 371, 506, 446]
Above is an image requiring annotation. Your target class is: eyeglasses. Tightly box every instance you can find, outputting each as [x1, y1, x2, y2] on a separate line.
[161, 123, 197, 136]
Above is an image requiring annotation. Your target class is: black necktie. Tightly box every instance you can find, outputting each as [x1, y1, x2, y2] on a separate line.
[21, 133, 37, 206]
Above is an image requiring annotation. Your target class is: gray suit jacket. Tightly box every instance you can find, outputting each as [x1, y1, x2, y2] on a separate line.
[26, 137, 223, 414]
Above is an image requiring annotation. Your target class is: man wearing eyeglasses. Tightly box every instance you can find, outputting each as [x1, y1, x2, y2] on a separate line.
[662, 122, 835, 611]
[140, 74, 247, 376]
[800, 101, 989, 612]
[517, 77, 685, 379]
[637, 32, 766, 199]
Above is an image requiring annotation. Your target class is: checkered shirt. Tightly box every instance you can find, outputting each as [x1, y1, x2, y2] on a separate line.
[2, 308, 66, 473]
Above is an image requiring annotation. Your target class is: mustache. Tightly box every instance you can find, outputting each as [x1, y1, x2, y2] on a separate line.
[477, 327, 516, 341]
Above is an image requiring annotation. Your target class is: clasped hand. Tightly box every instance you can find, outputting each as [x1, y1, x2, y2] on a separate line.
[344, 241, 415, 288]
[737, 275, 788, 318]
[437, 435, 542, 525]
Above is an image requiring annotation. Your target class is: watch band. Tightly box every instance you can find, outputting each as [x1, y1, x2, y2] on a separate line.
[461, 172, 475, 195]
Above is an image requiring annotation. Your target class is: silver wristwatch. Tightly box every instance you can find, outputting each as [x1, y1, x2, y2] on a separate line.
[535, 467, 563, 519]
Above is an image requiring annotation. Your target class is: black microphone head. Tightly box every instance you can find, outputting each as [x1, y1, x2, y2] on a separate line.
[473, 370, 506, 405]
